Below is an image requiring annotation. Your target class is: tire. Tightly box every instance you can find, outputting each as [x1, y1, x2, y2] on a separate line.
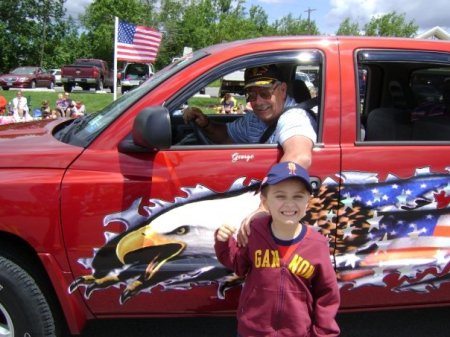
[1, 87, 9, 91]
[96, 78, 104, 91]
[63, 84, 73, 93]
[0, 256, 57, 336]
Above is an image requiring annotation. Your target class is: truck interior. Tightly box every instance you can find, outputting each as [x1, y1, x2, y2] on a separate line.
[358, 50, 450, 142]
[171, 61, 322, 147]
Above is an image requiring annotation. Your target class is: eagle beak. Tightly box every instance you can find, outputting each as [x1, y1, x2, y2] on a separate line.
[116, 225, 186, 278]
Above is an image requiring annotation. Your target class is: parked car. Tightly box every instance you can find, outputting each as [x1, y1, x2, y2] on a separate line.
[1, 36, 450, 337]
[119, 62, 155, 93]
[50, 69, 62, 86]
[0, 66, 55, 90]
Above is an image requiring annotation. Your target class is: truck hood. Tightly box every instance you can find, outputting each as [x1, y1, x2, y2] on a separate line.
[0, 119, 84, 169]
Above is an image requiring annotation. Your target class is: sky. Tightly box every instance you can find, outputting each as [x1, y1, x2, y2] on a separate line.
[65, 0, 450, 35]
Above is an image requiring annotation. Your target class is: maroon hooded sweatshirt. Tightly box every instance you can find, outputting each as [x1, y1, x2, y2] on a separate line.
[215, 215, 340, 337]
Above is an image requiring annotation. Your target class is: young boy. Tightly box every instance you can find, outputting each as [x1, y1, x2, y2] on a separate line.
[215, 161, 340, 337]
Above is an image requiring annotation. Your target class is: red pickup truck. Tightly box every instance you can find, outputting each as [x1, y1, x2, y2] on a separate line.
[61, 58, 114, 93]
[1, 36, 450, 336]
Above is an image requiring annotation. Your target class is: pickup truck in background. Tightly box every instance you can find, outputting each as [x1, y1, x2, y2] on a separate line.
[61, 58, 114, 93]
[1, 36, 450, 337]
[118, 62, 155, 93]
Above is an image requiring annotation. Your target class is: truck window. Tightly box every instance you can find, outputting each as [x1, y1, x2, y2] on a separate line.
[171, 50, 323, 147]
[358, 50, 450, 142]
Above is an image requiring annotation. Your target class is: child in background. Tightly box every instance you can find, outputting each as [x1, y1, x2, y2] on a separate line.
[56, 93, 66, 113]
[215, 161, 340, 337]
[220, 93, 237, 114]
[49, 109, 61, 119]
[70, 100, 85, 118]
[41, 100, 51, 119]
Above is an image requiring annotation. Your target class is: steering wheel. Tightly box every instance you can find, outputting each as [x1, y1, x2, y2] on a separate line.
[189, 121, 212, 145]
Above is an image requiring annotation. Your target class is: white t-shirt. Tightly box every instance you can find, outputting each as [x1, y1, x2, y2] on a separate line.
[227, 96, 317, 145]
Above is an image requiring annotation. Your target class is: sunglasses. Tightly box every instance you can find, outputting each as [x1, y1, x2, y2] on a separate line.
[245, 82, 280, 102]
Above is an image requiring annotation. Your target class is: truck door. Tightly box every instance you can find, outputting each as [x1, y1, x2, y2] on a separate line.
[61, 42, 342, 315]
[339, 44, 450, 310]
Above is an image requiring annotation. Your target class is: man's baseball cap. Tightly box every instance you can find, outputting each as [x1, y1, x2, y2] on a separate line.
[260, 161, 313, 194]
[244, 64, 283, 89]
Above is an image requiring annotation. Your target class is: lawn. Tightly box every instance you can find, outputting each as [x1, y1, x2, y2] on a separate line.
[0, 89, 114, 114]
[188, 95, 246, 114]
[1, 88, 246, 116]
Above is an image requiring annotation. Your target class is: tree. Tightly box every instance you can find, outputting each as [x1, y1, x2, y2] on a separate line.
[336, 18, 360, 36]
[272, 13, 320, 36]
[155, 0, 274, 68]
[0, 0, 70, 72]
[364, 11, 418, 37]
[79, 0, 157, 64]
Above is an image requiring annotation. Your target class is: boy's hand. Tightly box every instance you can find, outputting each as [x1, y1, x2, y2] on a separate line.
[216, 224, 236, 242]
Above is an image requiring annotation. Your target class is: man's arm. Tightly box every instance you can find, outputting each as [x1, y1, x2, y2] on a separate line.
[202, 121, 233, 144]
[279, 135, 313, 169]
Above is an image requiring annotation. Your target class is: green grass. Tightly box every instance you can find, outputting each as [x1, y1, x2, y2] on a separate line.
[1, 88, 244, 115]
[0, 89, 114, 113]
[188, 96, 246, 114]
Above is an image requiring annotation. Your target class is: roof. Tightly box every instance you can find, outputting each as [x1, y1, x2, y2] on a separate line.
[416, 26, 450, 40]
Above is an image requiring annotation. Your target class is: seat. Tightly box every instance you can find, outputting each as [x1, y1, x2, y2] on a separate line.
[366, 108, 412, 141]
[412, 115, 450, 141]
[292, 79, 311, 103]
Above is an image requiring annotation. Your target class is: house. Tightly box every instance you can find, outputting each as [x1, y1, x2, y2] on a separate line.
[416, 26, 450, 40]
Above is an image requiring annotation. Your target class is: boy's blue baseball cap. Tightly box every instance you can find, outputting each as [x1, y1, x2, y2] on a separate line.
[261, 162, 313, 194]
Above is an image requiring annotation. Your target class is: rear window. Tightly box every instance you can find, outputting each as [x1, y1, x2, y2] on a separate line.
[357, 50, 450, 142]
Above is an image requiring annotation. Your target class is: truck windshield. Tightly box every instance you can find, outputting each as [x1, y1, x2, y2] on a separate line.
[54, 51, 208, 147]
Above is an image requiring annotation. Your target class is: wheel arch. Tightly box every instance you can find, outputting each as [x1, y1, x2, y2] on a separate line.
[0, 231, 89, 335]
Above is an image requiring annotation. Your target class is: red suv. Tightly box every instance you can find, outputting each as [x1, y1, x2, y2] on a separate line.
[0, 36, 450, 336]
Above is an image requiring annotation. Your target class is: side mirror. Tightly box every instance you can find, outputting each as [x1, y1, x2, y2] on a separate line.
[120, 106, 172, 153]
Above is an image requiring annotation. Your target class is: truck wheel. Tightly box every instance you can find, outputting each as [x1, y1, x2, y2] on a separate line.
[96, 79, 104, 91]
[0, 256, 57, 337]
[63, 84, 73, 93]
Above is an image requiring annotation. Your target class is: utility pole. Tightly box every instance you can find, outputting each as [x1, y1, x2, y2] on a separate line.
[305, 7, 316, 34]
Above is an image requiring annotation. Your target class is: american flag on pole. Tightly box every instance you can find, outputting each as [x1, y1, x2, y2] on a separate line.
[116, 20, 162, 63]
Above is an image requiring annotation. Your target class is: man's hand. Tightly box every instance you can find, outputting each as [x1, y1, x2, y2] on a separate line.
[182, 107, 209, 128]
[216, 224, 237, 242]
[237, 206, 268, 247]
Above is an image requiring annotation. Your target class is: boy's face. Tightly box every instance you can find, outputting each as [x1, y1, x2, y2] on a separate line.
[261, 178, 310, 226]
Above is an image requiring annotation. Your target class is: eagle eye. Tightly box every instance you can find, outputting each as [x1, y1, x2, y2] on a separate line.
[171, 226, 190, 235]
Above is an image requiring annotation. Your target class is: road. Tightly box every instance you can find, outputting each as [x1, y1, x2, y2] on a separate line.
[70, 306, 450, 337]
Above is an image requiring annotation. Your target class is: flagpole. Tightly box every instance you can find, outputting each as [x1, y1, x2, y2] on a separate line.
[113, 16, 119, 101]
